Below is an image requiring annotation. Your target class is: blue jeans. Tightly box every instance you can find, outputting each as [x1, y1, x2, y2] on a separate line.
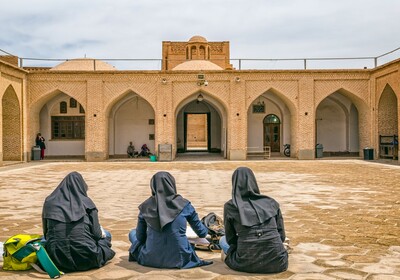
[103, 228, 112, 241]
[128, 229, 137, 251]
[219, 236, 230, 254]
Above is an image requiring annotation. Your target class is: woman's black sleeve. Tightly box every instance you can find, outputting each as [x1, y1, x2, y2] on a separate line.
[276, 208, 286, 242]
[224, 204, 238, 246]
[88, 209, 103, 241]
[42, 218, 48, 238]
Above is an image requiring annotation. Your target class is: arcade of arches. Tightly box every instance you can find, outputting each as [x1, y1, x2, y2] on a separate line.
[0, 36, 400, 163]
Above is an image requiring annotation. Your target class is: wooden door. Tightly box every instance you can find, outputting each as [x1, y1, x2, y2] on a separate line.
[263, 114, 281, 152]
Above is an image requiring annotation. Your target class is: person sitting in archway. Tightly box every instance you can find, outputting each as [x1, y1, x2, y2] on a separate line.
[139, 144, 151, 157]
[127, 142, 138, 158]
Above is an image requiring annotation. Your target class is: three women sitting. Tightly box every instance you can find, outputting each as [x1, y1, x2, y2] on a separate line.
[42, 168, 288, 274]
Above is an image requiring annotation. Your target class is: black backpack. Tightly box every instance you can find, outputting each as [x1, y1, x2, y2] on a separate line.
[200, 212, 225, 251]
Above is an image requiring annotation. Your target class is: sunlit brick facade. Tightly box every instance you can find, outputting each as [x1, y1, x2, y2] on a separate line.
[1, 36, 399, 163]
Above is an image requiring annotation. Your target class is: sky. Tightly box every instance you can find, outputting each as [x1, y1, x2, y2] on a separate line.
[1, 0, 399, 69]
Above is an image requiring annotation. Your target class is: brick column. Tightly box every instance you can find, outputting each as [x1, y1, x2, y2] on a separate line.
[228, 78, 247, 160]
[394, 65, 400, 162]
[22, 76, 29, 162]
[156, 80, 174, 159]
[0, 102, 2, 165]
[85, 79, 107, 161]
[297, 77, 315, 159]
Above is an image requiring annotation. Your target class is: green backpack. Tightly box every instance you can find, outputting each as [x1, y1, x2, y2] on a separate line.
[2, 234, 63, 278]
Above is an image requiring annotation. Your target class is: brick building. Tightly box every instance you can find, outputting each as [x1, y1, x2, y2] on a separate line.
[0, 36, 399, 163]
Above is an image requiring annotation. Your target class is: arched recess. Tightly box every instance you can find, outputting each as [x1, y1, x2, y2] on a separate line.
[107, 91, 155, 157]
[29, 90, 86, 158]
[378, 84, 398, 158]
[316, 89, 364, 156]
[2, 85, 22, 161]
[247, 89, 294, 157]
[175, 91, 227, 158]
[28, 90, 86, 159]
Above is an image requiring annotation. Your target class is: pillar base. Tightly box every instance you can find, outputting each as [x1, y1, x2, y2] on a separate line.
[229, 149, 247, 160]
[86, 152, 106, 162]
[298, 149, 314, 160]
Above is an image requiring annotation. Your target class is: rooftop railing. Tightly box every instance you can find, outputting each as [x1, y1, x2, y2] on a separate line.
[2, 47, 400, 71]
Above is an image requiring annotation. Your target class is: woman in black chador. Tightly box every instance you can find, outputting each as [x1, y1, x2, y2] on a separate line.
[128, 171, 212, 268]
[42, 172, 115, 272]
[220, 167, 288, 273]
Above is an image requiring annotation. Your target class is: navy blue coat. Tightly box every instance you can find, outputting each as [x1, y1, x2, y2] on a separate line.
[129, 203, 208, 268]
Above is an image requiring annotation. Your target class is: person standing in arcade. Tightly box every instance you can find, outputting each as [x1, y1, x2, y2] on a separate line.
[36, 133, 46, 160]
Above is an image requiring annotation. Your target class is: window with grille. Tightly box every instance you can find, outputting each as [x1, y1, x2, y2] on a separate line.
[51, 116, 85, 139]
[60, 101, 67, 113]
[70, 98, 77, 108]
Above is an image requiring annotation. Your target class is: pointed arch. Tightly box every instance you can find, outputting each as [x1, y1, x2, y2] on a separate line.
[378, 84, 398, 136]
[105, 89, 155, 117]
[247, 88, 295, 157]
[377, 81, 398, 102]
[2, 85, 22, 161]
[174, 91, 227, 158]
[28, 89, 86, 158]
[247, 87, 296, 114]
[107, 90, 155, 157]
[315, 88, 366, 156]
[377, 84, 398, 159]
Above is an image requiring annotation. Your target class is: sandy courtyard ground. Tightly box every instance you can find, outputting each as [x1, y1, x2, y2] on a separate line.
[0, 159, 399, 279]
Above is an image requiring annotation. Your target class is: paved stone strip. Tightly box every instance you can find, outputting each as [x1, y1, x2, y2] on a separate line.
[0, 160, 399, 279]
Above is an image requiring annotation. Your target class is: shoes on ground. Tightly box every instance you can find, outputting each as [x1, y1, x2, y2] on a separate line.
[202, 260, 213, 266]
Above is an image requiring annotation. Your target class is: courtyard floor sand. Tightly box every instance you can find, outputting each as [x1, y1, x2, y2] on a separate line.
[0, 159, 399, 279]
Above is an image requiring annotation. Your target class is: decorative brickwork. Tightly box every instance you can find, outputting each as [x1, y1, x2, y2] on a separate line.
[0, 55, 18, 66]
[378, 85, 398, 136]
[162, 37, 231, 70]
[1, 41, 400, 162]
[2, 86, 21, 160]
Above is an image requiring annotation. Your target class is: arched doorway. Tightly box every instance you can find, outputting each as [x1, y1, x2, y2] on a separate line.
[247, 91, 291, 157]
[378, 84, 398, 159]
[264, 114, 281, 152]
[108, 92, 155, 157]
[316, 91, 359, 156]
[176, 93, 226, 157]
[38, 92, 85, 158]
[2, 86, 21, 161]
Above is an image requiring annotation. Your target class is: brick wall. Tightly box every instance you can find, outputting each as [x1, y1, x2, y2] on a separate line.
[1, 58, 397, 162]
[378, 85, 398, 135]
[2, 87, 21, 160]
[0, 56, 18, 67]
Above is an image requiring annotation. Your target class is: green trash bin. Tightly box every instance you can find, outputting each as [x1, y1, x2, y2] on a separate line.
[316, 144, 323, 158]
[150, 155, 157, 162]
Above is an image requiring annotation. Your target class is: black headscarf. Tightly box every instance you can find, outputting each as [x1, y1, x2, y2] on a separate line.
[42, 171, 97, 223]
[139, 171, 189, 231]
[228, 167, 279, 227]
